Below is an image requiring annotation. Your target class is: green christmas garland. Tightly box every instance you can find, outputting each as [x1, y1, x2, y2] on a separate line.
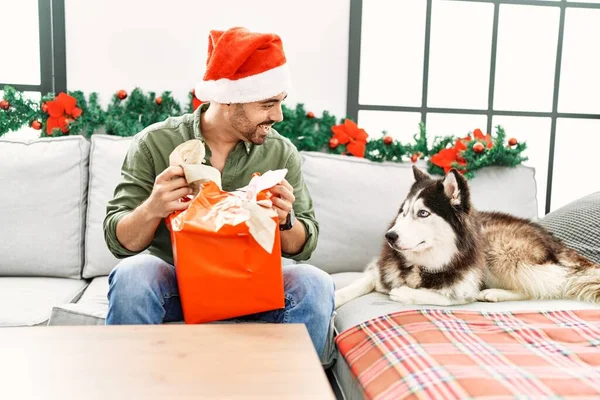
[0, 86, 41, 134]
[0, 84, 527, 178]
[272, 102, 527, 179]
[104, 88, 182, 137]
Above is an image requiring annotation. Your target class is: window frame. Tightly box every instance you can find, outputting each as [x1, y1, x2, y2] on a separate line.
[346, 0, 600, 214]
[0, 0, 67, 95]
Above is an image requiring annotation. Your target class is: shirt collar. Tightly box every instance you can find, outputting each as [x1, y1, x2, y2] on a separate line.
[192, 103, 208, 142]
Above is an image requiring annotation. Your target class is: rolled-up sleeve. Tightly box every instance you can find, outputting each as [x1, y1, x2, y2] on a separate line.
[103, 135, 156, 258]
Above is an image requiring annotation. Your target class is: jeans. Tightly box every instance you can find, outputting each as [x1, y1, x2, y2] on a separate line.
[106, 254, 336, 361]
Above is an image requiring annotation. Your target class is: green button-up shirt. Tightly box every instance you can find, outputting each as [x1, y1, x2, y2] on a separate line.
[103, 104, 319, 265]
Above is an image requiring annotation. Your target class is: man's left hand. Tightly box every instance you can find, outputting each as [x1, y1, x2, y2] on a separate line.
[270, 179, 295, 225]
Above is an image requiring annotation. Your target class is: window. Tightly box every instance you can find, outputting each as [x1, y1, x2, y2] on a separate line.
[0, 0, 66, 136]
[347, 0, 600, 216]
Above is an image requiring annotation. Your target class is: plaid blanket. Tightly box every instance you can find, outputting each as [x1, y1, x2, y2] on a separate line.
[335, 309, 600, 400]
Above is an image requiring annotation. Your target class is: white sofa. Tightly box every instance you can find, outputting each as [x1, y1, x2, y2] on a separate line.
[3, 133, 596, 399]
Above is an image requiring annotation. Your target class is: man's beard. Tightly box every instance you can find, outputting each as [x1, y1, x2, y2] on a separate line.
[231, 105, 274, 145]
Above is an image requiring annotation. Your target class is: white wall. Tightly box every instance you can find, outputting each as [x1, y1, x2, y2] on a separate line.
[64, 0, 350, 119]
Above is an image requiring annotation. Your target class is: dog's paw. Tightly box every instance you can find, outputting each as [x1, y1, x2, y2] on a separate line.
[477, 289, 501, 302]
[477, 288, 525, 302]
[389, 286, 421, 305]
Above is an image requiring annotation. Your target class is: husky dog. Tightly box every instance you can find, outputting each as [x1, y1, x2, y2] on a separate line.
[335, 166, 600, 309]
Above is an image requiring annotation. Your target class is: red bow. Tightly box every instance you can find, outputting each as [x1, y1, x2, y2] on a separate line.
[45, 93, 82, 135]
[331, 119, 369, 158]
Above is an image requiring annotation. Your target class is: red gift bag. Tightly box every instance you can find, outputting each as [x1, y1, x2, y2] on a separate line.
[166, 181, 285, 324]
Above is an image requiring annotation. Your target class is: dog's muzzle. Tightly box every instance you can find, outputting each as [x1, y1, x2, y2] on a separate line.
[385, 231, 398, 244]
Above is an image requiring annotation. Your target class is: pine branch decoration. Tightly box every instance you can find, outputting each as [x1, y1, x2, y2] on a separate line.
[0, 86, 39, 136]
[1, 85, 529, 179]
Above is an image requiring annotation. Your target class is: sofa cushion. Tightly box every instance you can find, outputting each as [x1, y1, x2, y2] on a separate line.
[332, 271, 600, 333]
[332, 346, 367, 400]
[48, 302, 108, 326]
[539, 191, 600, 265]
[83, 135, 134, 278]
[48, 275, 108, 326]
[0, 277, 88, 327]
[0, 136, 90, 278]
[302, 152, 538, 274]
[330, 272, 599, 400]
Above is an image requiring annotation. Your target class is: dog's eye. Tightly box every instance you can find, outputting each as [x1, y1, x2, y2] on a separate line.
[417, 210, 430, 218]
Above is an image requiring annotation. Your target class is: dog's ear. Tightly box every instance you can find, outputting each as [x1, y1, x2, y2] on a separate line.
[442, 169, 469, 208]
[412, 165, 429, 182]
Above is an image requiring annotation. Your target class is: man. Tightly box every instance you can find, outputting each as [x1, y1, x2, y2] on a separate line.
[103, 27, 335, 364]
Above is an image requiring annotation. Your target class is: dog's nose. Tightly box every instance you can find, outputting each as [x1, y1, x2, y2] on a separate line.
[385, 231, 398, 243]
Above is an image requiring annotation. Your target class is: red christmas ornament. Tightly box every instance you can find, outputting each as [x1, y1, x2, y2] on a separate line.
[508, 137, 518, 146]
[383, 136, 393, 145]
[59, 118, 74, 134]
[30, 120, 42, 130]
[65, 118, 75, 132]
[0, 99, 9, 110]
[306, 111, 315, 119]
[117, 90, 128, 100]
[473, 142, 485, 153]
[41, 103, 48, 113]
[473, 128, 493, 149]
[155, 97, 163, 105]
[410, 153, 419, 163]
[329, 138, 339, 148]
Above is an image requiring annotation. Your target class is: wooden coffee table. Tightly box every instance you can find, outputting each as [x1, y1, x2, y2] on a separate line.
[1, 323, 335, 399]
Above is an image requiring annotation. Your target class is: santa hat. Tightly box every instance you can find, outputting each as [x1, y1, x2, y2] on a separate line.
[195, 27, 292, 104]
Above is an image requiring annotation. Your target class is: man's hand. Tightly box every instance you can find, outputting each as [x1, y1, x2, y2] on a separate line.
[115, 166, 192, 253]
[143, 166, 193, 219]
[269, 179, 295, 224]
[270, 178, 305, 256]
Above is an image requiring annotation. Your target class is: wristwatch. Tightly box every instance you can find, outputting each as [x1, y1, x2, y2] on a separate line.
[279, 208, 296, 231]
